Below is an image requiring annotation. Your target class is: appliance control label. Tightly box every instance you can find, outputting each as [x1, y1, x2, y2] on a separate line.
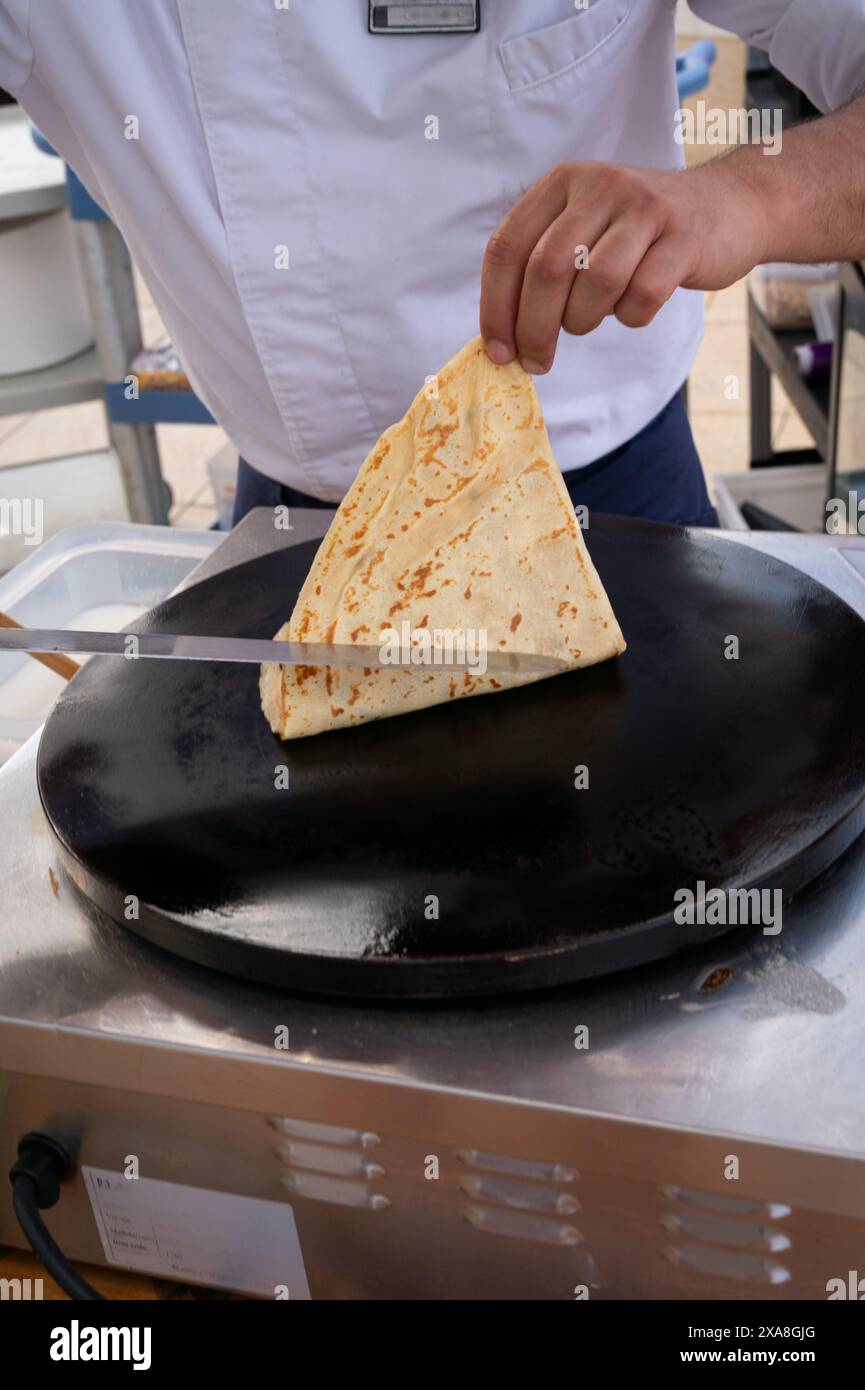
[82, 1167, 311, 1298]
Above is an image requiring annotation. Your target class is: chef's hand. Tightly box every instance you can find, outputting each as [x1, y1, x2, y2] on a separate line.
[480, 160, 769, 374]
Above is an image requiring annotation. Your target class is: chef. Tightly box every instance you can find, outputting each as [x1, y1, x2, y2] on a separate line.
[1, 1, 864, 529]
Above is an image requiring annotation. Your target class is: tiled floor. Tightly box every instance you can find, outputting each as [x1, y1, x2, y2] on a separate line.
[0, 34, 816, 538]
[0, 402, 227, 530]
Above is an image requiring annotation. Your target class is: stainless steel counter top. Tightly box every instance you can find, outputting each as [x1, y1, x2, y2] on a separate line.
[1, 515, 864, 1159]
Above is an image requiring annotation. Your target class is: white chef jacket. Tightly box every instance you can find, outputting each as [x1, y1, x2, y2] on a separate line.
[1, 1, 864, 501]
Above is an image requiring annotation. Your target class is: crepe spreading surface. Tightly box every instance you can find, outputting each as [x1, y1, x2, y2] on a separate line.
[261, 337, 625, 739]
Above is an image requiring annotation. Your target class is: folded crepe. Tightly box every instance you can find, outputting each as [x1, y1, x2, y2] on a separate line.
[261, 337, 625, 739]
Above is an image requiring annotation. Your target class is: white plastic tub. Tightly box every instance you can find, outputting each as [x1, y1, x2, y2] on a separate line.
[0, 108, 92, 374]
[0, 521, 222, 763]
[712, 465, 827, 532]
[0, 209, 93, 374]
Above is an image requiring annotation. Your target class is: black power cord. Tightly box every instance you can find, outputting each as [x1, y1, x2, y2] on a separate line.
[9, 1131, 104, 1300]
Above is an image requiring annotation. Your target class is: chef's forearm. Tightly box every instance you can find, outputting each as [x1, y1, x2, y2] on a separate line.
[716, 93, 865, 266]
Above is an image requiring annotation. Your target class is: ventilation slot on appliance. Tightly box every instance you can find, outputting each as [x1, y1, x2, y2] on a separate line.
[660, 1183, 793, 1285]
[463, 1205, 582, 1246]
[457, 1149, 577, 1183]
[461, 1174, 580, 1216]
[276, 1141, 385, 1181]
[456, 1147, 582, 1247]
[661, 1211, 791, 1253]
[663, 1243, 791, 1285]
[268, 1116, 380, 1149]
[281, 1172, 390, 1210]
[659, 1184, 791, 1220]
[269, 1116, 388, 1208]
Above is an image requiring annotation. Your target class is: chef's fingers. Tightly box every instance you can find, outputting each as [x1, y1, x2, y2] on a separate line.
[479, 168, 568, 365]
[613, 233, 685, 328]
[562, 215, 658, 337]
[513, 204, 612, 373]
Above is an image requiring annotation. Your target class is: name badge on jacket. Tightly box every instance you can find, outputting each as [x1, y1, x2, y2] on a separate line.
[369, 2, 480, 34]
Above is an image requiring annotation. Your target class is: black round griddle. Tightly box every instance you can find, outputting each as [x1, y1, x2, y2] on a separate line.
[37, 517, 865, 998]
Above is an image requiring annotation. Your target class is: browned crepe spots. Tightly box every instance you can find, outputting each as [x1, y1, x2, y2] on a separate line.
[261, 338, 625, 739]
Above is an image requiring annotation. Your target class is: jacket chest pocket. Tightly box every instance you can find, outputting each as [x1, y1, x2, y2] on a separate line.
[498, 0, 632, 97]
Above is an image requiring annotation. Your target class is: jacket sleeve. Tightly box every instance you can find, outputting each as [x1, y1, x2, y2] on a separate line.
[688, 0, 865, 111]
[0, 0, 33, 97]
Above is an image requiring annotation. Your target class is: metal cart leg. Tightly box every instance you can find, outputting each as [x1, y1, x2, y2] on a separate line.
[749, 336, 773, 468]
[72, 219, 169, 524]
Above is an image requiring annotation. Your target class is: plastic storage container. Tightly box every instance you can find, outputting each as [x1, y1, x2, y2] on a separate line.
[712, 465, 827, 532]
[0, 521, 222, 764]
[0, 210, 93, 374]
[0, 109, 93, 374]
